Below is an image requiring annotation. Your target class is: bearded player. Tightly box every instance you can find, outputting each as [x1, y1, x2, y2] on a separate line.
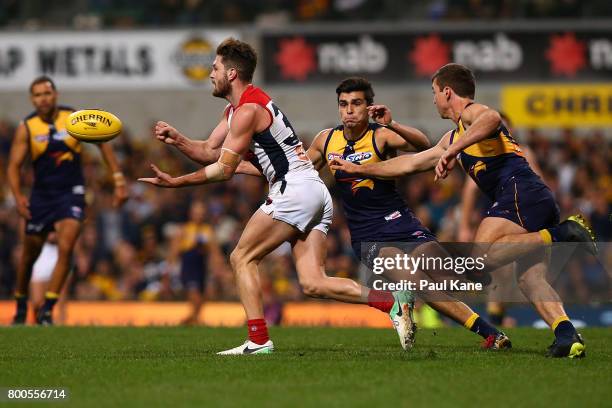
[240, 77, 510, 349]
[8, 76, 128, 325]
[139, 38, 415, 355]
[331, 64, 596, 358]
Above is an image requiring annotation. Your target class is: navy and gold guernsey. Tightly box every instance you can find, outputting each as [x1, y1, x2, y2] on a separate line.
[180, 223, 213, 291]
[451, 113, 560, 232]
[25, 105, 86, 234]
[324, 123, 435, 260]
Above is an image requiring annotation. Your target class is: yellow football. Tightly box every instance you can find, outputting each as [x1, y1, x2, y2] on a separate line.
[66, 109, 122, 143]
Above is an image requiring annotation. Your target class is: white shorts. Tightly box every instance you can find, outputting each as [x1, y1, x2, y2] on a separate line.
[260, 172, 333, 234]
[31, 242, 58, 283]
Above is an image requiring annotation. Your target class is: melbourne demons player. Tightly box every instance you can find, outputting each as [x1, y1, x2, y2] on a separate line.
[331, 64, 596, 358]
[8, 76, 128, 325]
[138, 38, 414, 355]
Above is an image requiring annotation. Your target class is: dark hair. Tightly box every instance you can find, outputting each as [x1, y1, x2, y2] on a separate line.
[431, 63, 475, 99]
[336, 77, 375, 105]
[29, 75, 56, 94]
[216, 38, 257, 82]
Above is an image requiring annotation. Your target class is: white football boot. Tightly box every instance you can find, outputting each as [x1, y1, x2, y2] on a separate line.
[217, 339, 274, 355]
[389, 291, 417, 350]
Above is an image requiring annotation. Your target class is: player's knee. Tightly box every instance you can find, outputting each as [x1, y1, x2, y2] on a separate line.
[517, 268, 545, 290]
[300, 278, 326, 298]
[229, 248, 257, 271]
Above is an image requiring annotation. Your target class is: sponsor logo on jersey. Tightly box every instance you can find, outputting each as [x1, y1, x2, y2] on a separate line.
[327, 152, 343, 161]
[346, 151, 372, 162]
[384, 210, 402, 221]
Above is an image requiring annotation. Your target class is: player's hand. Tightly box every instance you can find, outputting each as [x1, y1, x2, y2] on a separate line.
[329, 158, 360, 174]
[138, 164, 179, 188]
[15, 194, 31, 219]
[435, 148, 458, 180]
[112, 184, 129, 208]
[154, 121, 183, 145]
[367, 105, 393, 126]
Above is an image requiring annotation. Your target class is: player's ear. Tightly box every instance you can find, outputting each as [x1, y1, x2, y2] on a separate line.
[227, 67, 238, 81]
[444, 86, 451, 101]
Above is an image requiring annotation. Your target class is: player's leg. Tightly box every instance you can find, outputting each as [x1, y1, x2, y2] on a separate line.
[292, 229, 417, 350]
[37, 218, 81, 325]
[13, 232, 46, 324]
[475, 217, 584, 357]
[218, 209, 299, 355]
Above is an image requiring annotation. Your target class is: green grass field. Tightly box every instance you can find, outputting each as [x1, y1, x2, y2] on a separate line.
[0, 327, 610, 407]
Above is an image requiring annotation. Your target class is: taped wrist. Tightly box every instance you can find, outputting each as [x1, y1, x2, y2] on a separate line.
[204, 148, 240, 181]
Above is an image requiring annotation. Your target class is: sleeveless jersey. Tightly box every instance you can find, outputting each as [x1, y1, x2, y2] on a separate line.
[324, 123, 409, 241]
[226, 85, 313, 184]
[24, 106, 85, 195]
[451, 118, 539, 201]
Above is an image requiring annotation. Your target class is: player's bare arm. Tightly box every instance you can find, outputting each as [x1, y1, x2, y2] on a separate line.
[330, 131, 451, 178]
[368, 104, 430, 152]
[97, 143, 128, 207]
[155, 112, 229, 165]
[140, 104, 263, 187]
[436, 103, 500, 179]
[7, 123, 31, 219]
[306, 128, 332, 171]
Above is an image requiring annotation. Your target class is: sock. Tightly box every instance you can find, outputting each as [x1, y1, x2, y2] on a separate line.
[247, 318, 269, 345]
[465, 313, 499, 339]
[541, 223, 571, 243]
[367, 290, 394, 313]
[41, 292, 59, 314]
[15, 293, 27, 316]
[552, 316, 577, 341]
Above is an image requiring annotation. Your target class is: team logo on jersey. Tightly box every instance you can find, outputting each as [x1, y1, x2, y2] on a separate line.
[49, 151, 74, 167]
[350, 178, 375, 194]
[345, 152, 372, 163]
[470, 160, 487, 179]
[327, 153, 342, 161]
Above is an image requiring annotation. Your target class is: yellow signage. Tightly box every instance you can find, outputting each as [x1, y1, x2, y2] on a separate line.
[501, 84, 612, 127]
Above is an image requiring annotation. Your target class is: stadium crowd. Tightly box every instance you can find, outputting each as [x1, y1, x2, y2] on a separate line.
[0, 119, 610, 313]
[1, 0, 610, 29]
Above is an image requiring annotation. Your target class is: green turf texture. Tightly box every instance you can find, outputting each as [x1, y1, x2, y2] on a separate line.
[0, 327, 609, 407]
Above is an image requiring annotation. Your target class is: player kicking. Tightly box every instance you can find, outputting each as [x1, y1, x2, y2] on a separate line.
[138, 38, 415, 355]
[297, 77, 509, 349]
[331, 64, 596, 358]
[8, 76, 128, 325]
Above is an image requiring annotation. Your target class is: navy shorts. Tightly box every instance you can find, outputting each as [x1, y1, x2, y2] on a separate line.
[486, 176, 560, 232]
[351, 209, 436, 269]
[26, 192, 86, 235]
[180, 248, 207, 292]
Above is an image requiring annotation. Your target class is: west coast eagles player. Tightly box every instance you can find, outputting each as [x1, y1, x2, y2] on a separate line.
[8, 76, 128, 325]
[138, 38, 414, 355]
[331, 64, 596, 358]
[302, 77, 509, 349]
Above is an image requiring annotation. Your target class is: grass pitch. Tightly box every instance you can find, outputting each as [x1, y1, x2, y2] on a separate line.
[0, 327, 610, 407]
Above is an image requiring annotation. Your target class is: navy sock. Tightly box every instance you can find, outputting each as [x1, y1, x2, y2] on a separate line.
[41, 296, 58, 313]
[15, 295, 27, 316]
[554, 321, 577, 342]
[546, 223, 571, 242]
[470, 317, 499, 339]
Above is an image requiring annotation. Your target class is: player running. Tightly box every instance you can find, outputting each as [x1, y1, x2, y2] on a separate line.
[299, 77, 509, 349]
[138, 38, 415, 355]
[331, 64, 596, 358]
[8, 76, 128, 325]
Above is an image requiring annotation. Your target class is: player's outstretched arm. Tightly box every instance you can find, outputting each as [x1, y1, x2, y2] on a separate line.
[368, 105, 430, 152]
[330, 132, 450, 178]
[155, 115, 228, 165]
[236, 160, 263, 177]
[7, 123, 31, 219]
[140, 105, 260, 188]
[97, 143, 128, 207]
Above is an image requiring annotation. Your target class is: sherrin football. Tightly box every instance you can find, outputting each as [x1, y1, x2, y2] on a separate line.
[66, 109, 122, 143]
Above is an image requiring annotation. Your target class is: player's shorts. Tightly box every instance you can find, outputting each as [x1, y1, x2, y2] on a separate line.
[31, 242, 58, 283]
[351, 208, 436, 269]
[260, 171, 333, 235]
[26, 189, 86, 235]
[486, 176, 560, 232]
[180, 248, 207, 292]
